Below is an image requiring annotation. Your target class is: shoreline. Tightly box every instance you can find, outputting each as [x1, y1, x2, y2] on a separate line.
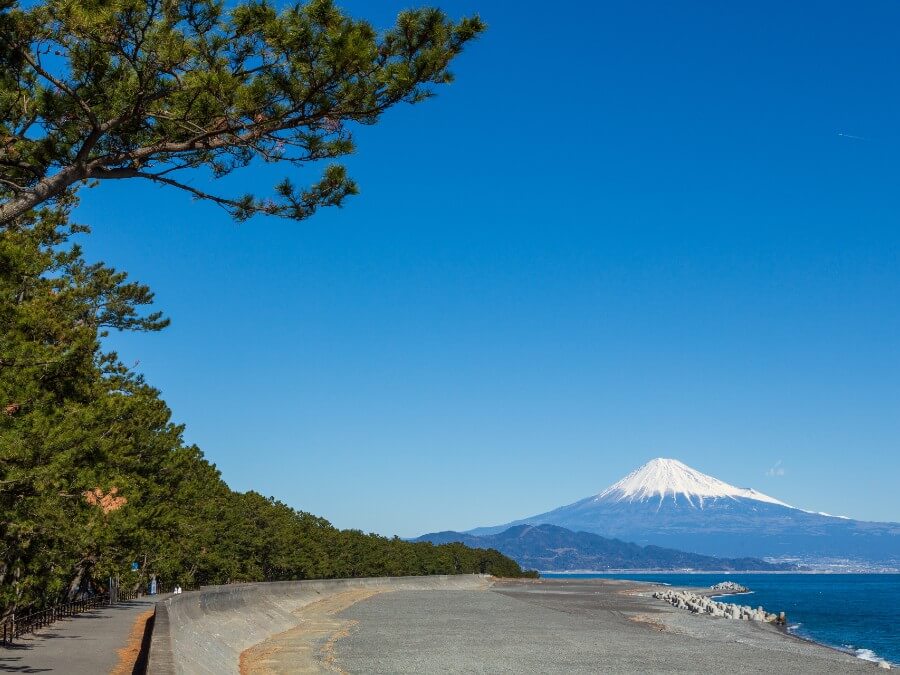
[552, 572, 896, 667]
[330, 576, 883, 672]
[154, 575, 892, 671]
[782, 621, 894, 670]
[647, 580, 894, 670]
[540, 569, 899, 574]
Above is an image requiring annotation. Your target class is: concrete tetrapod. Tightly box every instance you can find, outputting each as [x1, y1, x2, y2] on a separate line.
[652, 589, 784, 624]
[146, 574, 492, 674]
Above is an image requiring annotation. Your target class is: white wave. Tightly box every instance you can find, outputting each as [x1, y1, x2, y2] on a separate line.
[854, 648, 892, 668]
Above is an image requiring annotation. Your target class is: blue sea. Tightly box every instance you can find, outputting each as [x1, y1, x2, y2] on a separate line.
[544, 573, 899, 667]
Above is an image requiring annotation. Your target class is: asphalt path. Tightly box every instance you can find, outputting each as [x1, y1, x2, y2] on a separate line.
[0, 595, 163, 675]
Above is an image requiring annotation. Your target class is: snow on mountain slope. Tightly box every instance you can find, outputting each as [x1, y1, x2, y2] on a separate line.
[595, 458, 792, 508]
[462, 457, 900, 564]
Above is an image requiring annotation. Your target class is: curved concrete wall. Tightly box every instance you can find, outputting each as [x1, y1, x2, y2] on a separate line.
[147, 574, 491, 674]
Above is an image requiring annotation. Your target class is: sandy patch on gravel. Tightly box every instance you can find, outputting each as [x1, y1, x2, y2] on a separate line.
[239, 588, 390, 674]
[628, 612, 672, 633]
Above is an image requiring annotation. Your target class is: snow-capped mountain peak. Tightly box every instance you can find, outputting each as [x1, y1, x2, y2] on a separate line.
[464, 458, 898, 565]
[596, 458, 792, 508]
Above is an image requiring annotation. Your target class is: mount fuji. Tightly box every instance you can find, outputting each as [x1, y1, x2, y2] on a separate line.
[466, 458, 900, 567]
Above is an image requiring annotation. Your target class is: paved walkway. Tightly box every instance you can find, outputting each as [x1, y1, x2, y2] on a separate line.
[0, 595, 166, 674]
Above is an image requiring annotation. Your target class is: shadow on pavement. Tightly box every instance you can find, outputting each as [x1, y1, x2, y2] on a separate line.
[0, 653, 53, 673]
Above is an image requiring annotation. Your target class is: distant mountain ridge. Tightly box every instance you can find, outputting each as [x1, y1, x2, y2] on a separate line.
[415, 524, 795, 571]
[464, 458, 900, 566]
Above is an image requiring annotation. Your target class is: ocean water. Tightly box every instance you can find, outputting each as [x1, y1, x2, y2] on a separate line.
[543, 573, 899, 667]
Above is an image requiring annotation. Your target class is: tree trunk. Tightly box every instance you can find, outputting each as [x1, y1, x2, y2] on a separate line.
[0, 166, 84, 226]
[67, 556, 96, 600]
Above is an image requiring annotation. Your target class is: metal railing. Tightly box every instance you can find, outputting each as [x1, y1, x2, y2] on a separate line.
[1, 582, 192, 646]
[118, 588, 141, 602]
[2, 593, 109, 646]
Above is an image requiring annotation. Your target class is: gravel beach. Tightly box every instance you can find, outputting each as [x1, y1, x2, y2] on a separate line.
[331, 577, 880, 673]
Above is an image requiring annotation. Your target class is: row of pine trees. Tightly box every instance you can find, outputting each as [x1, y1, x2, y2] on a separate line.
[0, 211, 534, 620]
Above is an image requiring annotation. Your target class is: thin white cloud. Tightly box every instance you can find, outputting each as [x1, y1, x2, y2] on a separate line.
[766, 460, 785, 477]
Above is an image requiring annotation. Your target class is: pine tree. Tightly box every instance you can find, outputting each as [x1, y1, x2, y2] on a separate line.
[1, 211, 534, 619]
[0, 0, 484, 224]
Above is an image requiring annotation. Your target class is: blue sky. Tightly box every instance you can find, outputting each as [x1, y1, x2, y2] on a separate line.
[75, 0, 900, 535]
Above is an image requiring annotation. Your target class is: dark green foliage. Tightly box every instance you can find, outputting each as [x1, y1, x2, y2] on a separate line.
[0, 0, 485, 224]
[0, 214, 533, 619]
[0, 0, 519, 621]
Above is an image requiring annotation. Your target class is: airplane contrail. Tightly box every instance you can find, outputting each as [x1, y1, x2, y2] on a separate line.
[837, 132, 866, 141]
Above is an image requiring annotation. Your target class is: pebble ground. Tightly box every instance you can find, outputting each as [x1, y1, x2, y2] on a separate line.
[333, 578, 878, 673]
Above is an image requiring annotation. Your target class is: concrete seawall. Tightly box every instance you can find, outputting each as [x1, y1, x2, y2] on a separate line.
[147, 574, 492, 674]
